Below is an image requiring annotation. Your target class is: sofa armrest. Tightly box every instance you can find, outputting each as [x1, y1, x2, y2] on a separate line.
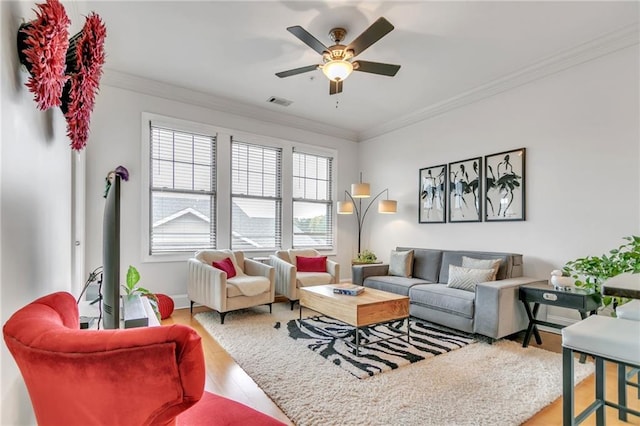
[243, 258, 272, 278]
[474, 276, 547, 339]
[244, 258, 276, 300]
[327, 259, 340, 284]
[352, 264, 390, 286]
[187, 258, 226, 311]
[269, 255, 297, 300]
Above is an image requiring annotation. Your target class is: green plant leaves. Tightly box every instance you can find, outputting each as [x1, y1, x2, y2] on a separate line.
[562, 235, 640, 309]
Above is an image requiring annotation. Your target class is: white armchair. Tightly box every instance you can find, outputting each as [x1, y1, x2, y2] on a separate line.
[269, 249, 340, 310]
[188, 250, 275, 324]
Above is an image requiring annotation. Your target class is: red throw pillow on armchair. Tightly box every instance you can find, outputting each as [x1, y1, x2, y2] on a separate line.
[296, 256, 327, 272]
[212, 257, 236, 278]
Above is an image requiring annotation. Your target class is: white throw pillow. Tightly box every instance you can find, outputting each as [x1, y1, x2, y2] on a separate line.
[447, 265, 495, 292]
[461, 256, 501, 281]
[388, 250, 414, 278]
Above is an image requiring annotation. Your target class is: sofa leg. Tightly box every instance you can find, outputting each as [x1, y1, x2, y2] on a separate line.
[219, 311, 227, 324]
[190, 301, 194, 315]
[290, 300, 297, 311]
[267, 303, 273, 313]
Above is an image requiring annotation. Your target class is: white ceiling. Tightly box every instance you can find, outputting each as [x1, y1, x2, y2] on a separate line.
[75, 1, 639, 140]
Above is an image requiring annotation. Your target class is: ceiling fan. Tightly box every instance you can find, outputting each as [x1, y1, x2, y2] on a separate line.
[276, 17, 401, 95]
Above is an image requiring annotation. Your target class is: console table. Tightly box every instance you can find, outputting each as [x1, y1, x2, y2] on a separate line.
[519, 282, 600, 348]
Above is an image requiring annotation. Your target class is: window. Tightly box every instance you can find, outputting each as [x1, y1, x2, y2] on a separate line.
[231, 140, 282, 250]
[292, 151, 334, 248]
[149, 125, 216, 254]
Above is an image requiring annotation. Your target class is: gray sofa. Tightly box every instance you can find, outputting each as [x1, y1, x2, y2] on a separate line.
[352, 247, 546, 340]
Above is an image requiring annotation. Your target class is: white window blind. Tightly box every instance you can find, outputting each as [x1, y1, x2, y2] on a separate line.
[149, 124, 216, 254]
[231, 140, 282, 250]
[292, 151, 333, 248]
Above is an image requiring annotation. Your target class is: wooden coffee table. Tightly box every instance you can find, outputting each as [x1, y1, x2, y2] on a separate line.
[299, 284, 410, 356]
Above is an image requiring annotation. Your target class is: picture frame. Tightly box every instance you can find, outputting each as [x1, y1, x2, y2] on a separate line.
[448, 157, 482, 223]
[484, 148, 526, 221]
[419, 164, 447, 223]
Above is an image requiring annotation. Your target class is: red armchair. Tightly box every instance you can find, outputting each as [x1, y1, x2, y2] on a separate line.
[3, 292, 205, 426]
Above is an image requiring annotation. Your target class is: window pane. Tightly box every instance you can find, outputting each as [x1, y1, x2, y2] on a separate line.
[292, 152, 333, 249]
[231, 140, 282, 250]
[151, 191, 214, 252]
[293, 201, 332, 247]
[232, 198, 281, 250]
[150, 124, 216, 254]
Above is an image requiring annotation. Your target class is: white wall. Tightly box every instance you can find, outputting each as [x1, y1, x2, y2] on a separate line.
[1, 2, 74, 424]
[85, 84, 359, 303]
[359, 47, 640, 322]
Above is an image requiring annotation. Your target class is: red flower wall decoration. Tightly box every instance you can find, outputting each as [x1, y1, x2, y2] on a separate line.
[18, 0, 70, 110]
[62, 13, 107, 151]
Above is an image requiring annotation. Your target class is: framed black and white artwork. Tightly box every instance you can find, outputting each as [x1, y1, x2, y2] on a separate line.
[419, 164, 447, 223]
[484, 148, 526, 221]
[448, 157, 482, 223]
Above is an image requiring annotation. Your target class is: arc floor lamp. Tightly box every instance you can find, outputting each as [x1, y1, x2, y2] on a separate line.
[337, 173, 397, 255]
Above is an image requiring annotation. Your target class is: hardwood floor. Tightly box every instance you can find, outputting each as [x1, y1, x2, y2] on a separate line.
[165, 305, 639, 425]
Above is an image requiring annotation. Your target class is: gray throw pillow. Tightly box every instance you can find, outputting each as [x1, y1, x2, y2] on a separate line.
[389, 250, 414, 277]
[461, 256, 501, 281]
[447, 265, 495, 292]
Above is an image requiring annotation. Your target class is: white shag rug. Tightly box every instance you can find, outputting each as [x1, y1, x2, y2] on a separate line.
[195, 304, 593, 426]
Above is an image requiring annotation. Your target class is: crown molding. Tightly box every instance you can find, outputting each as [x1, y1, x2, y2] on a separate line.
[359, 24, 640, 141]
[100, 70, 359, 142]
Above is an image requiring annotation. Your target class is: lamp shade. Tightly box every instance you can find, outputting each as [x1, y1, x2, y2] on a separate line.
[337, 200, 354, 214]
[321, 60, 353, 82]
[351, 182, 370, 198]
[378, 199, 397, 214]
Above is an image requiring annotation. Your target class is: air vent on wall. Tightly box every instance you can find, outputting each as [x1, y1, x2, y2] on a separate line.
[267, 96, 293, 107]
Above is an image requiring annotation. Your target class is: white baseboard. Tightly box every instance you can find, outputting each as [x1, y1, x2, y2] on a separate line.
[170, 293, 192, 310]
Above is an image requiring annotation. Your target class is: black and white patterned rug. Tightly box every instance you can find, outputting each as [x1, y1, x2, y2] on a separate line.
[281, 315, 475, 378]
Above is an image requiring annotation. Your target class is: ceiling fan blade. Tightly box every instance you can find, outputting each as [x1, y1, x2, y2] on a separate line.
[287, 26, 328, 55]
[346, 17, 394, 58]
[329, 80, 343, 95]
[353, 60, 401, 77]
[275, 64, 319, 78]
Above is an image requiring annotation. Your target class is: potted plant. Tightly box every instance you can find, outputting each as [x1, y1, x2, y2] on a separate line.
[352, 249, 378, 265]
[121, 265, 160, 320]
[563, 235, 639, 311]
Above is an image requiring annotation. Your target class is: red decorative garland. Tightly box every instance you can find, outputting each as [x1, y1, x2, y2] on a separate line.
[63, 13, 106, 151]
[19, 0, 70, 110]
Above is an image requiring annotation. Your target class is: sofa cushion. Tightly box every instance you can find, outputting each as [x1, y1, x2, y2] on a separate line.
[196, 249, 245, 276]
[364, 275, 430, 296]
[409, 283, 475, 319]
[439, 251, 512, 283]
[461, 256, 501, 281]
[407, 248, 443, 282]
[288, 249, 320, 267]
[296, 272, 332, 287]
[227, 275, 270, 297]
[447, 265, 495, 292]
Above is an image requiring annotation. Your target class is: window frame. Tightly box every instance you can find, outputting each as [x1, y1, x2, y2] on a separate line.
[230, 139, 283, 252]
[141, 113, 338, 262]
[291, 150, 335, 250]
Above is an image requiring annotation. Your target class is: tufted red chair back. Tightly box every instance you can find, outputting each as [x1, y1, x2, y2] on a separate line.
[3, 292, 205, 426]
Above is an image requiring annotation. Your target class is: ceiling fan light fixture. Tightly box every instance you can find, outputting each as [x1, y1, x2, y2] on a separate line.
[321, 60, 353, 82]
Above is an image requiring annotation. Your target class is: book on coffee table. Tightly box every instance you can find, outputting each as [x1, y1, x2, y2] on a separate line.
[333, 284, 364, 296]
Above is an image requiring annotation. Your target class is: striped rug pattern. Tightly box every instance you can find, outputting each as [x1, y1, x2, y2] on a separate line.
[284, 315, 475, 378]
